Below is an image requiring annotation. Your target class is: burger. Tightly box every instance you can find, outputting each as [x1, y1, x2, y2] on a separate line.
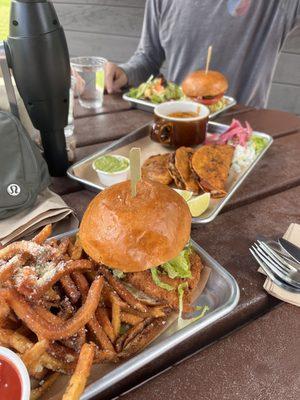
[182, 70, 228, 113]
[79, 179, 204, 313]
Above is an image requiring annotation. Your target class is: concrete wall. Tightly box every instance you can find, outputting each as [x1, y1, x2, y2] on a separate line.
[53, 0, 300, 115]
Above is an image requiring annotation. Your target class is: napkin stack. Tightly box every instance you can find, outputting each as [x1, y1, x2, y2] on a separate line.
[259, 223, 300, 307]
[0, 188, 78, 245]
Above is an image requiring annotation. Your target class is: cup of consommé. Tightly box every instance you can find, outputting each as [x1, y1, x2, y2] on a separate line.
[151, 101, 210, 147]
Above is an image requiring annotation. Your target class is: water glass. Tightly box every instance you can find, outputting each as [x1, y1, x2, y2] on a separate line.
[70, 56, 107, 109]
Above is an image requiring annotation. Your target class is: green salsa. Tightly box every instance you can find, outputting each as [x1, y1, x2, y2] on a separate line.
[94, 155, 129, 173]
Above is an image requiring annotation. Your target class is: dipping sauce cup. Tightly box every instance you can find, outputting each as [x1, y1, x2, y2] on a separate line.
[0, 347, 30, 400]
[151, 101, 209, 147]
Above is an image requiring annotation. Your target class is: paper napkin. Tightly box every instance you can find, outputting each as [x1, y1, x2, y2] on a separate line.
[0, 188, 78, 245]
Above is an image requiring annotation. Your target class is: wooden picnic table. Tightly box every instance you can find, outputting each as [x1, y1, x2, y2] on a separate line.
[51, 96, 300, 399]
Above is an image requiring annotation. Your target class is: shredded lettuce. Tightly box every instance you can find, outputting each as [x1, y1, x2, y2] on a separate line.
[250, 135, 268, 154]
[177, 282, 188, 321]
[161, 246, 192, 279]
[151, 268, 174, 291]
[112, 269, 125, 279]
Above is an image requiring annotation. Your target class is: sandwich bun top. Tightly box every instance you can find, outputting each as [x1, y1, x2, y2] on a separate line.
[182, 70, 228, 98]
[79, 179, 191, 272]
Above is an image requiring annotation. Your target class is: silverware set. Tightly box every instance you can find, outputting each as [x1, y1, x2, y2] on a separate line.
[250, 237, 300, 293]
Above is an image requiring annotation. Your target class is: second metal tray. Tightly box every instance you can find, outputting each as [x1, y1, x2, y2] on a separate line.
[50, 229, 239, 400]
[122, 93, 237, 119]
[67, 121, 273, 224]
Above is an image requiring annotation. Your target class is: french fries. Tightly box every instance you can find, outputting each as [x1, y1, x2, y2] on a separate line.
[62, 343, 95, 400]
[0, 226, 173, 399]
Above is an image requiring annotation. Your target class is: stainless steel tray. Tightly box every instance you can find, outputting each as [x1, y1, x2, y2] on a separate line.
[67, 121, 273, 224]
[122, 93, 237, 119]
[52, 229, 239, 400]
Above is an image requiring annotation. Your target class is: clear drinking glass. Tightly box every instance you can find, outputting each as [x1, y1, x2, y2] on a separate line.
[70, 56, 107, 109]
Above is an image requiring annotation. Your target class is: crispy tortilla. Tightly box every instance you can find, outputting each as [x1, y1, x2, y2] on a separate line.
[167, 153, 185, 189]
[142, 154, 173, 185]
[125, 251, 203, 312]
[191, 144, 234, 198]
[174, 147, 200, 193]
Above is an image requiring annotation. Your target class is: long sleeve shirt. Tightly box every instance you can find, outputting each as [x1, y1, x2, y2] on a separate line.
[119, 0, 300, 107]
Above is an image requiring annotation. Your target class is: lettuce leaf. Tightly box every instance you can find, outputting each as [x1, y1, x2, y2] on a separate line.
[151, 268, 174, 291]
[161, 246, 192, 279]
[178, 282, 188, 320]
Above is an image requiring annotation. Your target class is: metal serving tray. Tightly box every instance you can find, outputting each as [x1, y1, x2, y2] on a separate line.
[52, 229, 239, 400]
[122, 93, 237, 119]
[67, 121, 273, 224]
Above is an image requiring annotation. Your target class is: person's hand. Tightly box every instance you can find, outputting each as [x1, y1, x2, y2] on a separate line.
[105, 62, 128, 94]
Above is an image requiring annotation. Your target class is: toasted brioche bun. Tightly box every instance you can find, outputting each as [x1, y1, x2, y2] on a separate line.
[79, 179, 191, 272]
[182, 70, 228, 98]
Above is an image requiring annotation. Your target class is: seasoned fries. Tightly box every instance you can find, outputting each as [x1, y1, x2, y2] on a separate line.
[62, 343, 95, 400]
[0, 225, 172, 399]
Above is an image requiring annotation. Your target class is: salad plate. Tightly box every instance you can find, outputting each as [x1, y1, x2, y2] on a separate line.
[122, 75, 237, 118]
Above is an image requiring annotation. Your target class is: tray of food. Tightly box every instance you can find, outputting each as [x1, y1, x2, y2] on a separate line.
[122, 72, 237, 118]
[67, 120, 273, 223]
[0, 175, 239, 399]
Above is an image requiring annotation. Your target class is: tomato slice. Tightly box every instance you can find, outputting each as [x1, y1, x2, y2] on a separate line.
[198, 93, 224, 105]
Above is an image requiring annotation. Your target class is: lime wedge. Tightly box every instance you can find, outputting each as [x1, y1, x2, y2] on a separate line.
[173, 188, 193, 202]
[187, 192, 211, 217]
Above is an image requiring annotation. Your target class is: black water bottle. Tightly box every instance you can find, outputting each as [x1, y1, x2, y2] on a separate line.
[4, 0, 70, 176]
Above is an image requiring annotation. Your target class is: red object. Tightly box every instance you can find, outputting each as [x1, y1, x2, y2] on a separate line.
[191, 93, 224, 105]
[0, 356, 22, 400]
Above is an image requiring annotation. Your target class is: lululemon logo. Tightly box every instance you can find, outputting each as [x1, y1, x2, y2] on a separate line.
[7, 183, 21, 196]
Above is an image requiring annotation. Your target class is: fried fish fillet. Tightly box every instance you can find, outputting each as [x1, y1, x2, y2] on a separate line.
[191, 144, 234, 198]
[125, 251, 203, 312]
[142, 154, 173, 185]
[174, 147, 200, 193]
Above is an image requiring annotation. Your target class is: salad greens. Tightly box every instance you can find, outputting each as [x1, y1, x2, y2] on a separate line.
[128, 75, 183, 104]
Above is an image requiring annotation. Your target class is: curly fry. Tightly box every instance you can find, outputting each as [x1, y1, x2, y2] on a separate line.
[98, 265, 148, 313]
[60, 275, 81, 304]
[0, 253, 30, 282]
[16, 259, 92, 300]
[72, 272, 115, 352]
[1, 276, 104, 340]
[32, 224, 52, 245]
[96, 307, 115, 343]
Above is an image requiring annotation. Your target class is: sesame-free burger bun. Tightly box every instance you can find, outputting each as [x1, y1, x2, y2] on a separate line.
[182, 70, 228, 98]
[79, 179, 191, 272]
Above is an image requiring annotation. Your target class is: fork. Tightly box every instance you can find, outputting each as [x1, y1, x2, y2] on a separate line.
[251, 242, 300, 289]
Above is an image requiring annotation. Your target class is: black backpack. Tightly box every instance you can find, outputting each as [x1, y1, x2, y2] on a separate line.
[0, 110, 50, 219]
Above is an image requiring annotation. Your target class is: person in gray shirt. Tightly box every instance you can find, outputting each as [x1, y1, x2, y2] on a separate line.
[105, 0, 300, 107]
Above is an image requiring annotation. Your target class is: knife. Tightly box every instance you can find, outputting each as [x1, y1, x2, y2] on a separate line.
[279, 238, 300, 264]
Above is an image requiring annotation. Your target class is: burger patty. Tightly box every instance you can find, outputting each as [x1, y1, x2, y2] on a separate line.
[125, 251, 203, 312]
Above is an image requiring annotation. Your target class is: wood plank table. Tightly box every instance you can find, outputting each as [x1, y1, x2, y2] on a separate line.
[51, 95, 300, 399]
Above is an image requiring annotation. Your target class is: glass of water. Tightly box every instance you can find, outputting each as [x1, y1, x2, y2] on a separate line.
[70, 56, 107, 109]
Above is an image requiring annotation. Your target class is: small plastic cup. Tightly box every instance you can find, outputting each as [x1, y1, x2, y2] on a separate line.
[92, 155, 130, 187]
[0, 346, 30, 400]
[71, 56, 107, 109]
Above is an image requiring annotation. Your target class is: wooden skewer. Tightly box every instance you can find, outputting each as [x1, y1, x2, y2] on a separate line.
[205, 45, 212, 75]
[129, 147, 141, 197]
